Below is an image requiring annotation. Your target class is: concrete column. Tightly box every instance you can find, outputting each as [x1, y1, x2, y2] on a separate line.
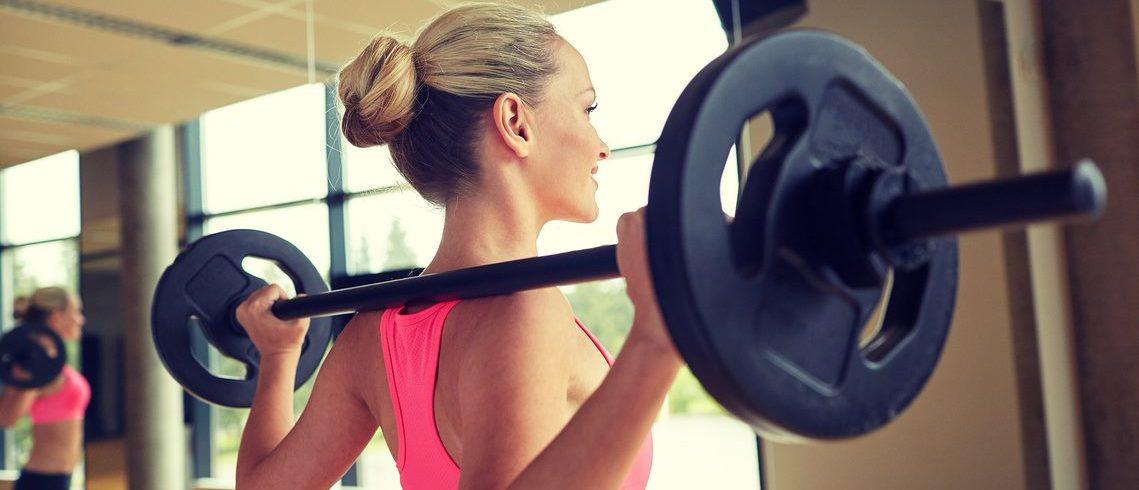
[119, 125, 187, 489]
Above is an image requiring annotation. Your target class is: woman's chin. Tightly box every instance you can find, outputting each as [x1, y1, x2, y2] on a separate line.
[575, 207, 601, 224]
[549, 198, 599, 224]
[553, 205, 595, 223]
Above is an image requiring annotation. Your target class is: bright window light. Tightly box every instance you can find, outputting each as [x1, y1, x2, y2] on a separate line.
[201, 84, 328, 214]
[1, 150, 80, 245]
[552, 0, 729, 149]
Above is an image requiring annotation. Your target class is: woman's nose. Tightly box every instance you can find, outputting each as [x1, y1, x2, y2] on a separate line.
[598, 140, 611, 161]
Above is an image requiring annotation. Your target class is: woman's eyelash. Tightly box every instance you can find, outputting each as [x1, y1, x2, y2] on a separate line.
[586, 102, 598, 114]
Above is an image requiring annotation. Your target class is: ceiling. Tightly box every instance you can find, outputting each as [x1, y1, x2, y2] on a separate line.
[0, 0, 602, 168]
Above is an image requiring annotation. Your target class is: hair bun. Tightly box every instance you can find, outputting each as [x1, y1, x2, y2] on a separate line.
[338, 35, 419, 148]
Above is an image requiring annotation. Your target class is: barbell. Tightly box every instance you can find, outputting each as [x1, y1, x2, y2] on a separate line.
[151, 30, 1106, 442]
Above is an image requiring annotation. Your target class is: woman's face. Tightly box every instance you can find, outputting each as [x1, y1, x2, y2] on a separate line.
[528, 41, 610, 224]
[48, 295, 85, 341]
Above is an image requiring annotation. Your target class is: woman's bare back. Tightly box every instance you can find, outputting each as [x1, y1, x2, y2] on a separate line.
[357, 288, 611, 468]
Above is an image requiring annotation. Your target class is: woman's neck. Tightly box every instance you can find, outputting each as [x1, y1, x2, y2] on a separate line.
[423, 188, 546, 275]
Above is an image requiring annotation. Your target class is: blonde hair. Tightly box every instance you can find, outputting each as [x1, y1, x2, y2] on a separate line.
[13, 286, 71, 321]
[338, 3, 561, 205]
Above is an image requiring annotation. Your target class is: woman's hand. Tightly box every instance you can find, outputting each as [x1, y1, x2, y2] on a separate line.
[615, 208, 679, 359]
[234, 284, 310, 357]
[8, 365, 32, 385]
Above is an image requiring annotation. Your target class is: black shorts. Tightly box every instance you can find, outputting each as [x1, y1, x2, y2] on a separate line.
[15, 469, 71, 490]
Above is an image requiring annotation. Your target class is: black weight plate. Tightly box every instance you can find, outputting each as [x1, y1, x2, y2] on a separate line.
[648, 30, 958, 440]
[152, 229, 332, 407]
[0, 323, 66, 389]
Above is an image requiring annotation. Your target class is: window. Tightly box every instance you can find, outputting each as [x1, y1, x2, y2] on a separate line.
[6, 241, 81, 307]
[200, 84, 328, 214]
[340, 140, 443, 277]
[0, 151, 80, 245]
[341, 139, 405, 194]
[553, 0, 731, 150]
[204, 204, 333, 285]
[345, 191, 443, 275]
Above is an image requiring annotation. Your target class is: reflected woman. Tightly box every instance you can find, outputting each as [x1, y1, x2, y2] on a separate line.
[0, 286, 91, 490]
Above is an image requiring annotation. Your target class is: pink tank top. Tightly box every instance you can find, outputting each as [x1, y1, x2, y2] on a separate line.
[29, 365, 90, 424]
[380, 300, 653, 489]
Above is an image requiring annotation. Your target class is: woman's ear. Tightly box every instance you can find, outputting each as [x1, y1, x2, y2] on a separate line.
[491, 92, 534, 158]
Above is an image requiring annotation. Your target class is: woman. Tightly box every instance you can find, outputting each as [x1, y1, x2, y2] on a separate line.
[0, 286, 91, 490]
[236, 4, 681, 488]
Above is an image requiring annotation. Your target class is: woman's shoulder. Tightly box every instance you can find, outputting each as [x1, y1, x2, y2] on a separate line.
[447, 290, 578, 400]
[334, 309, 386, 356]
[451, 289, 576, 353]
[464, 288, 572, 327]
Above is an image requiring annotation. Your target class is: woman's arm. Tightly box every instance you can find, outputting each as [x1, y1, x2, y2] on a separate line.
[510, 326, 679, 489]
[0, 386, 37, 428]
[235, 289, 380, 489]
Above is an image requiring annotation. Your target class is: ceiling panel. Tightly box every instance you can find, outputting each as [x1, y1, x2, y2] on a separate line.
[1, 127, 73, 146]
[18, 47, 310, 123]
[109, 47, 309, 93]
[0, 49, 82, 86]
[212, 13, 320, 61]
[47, 0, 260, 33]
[0, 144, 54, 166]
[215, 13, 390, 67]
[0, 84, 30, 100]
[0, 76, 78, 100]
[0, 11, 156, 67]
[429, 0, 595, 16]
[25, 87, 187, 125]
[307, 19, 398, 63]
[214, 12, 358, 62]
[307, 0, 440, 35]
[25, 77, 280, 125]
[0, 115, 133, 145]
[0, 115, 136, 166]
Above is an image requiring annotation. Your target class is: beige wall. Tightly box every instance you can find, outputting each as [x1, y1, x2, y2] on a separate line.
[79, 145, 123, 257]
[750, 1, 1029, 489]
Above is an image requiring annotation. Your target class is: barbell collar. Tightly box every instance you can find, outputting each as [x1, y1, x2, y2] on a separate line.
[881, 159, 1106, 246]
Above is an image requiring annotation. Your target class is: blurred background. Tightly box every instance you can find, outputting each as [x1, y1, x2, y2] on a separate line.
[0, 0, 1136, 489]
